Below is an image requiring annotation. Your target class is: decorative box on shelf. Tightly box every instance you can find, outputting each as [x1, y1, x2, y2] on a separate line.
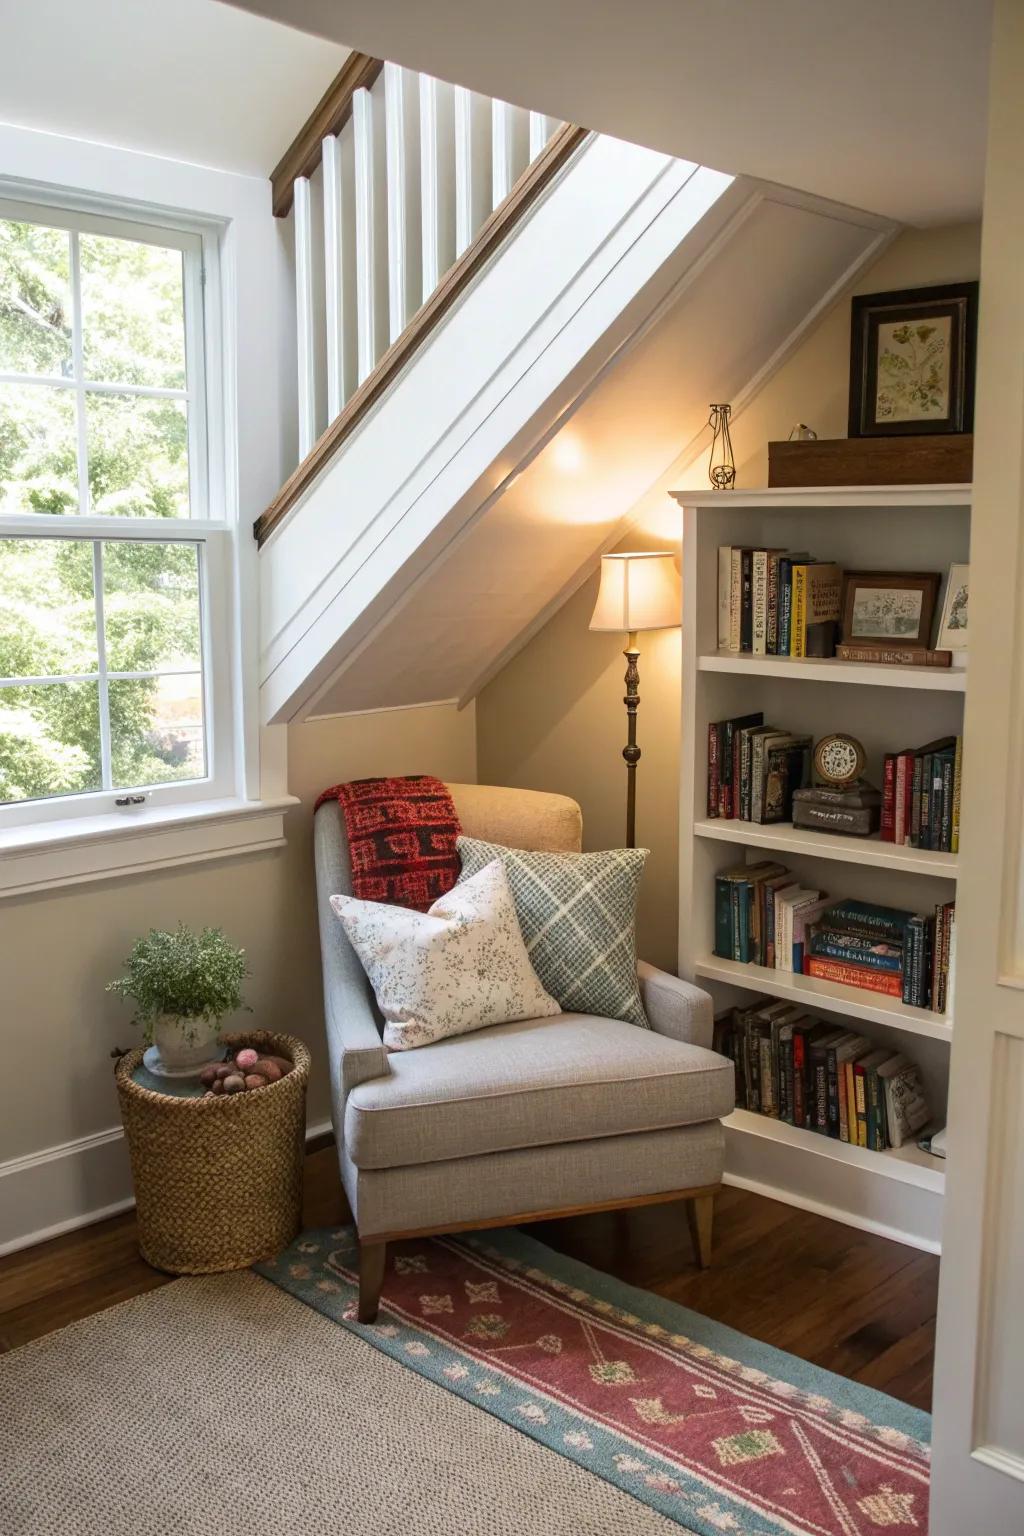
[792, 782, 882, 837]
[768, 434, 973, 488]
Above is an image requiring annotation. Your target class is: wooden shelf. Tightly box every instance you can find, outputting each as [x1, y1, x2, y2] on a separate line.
[694, 818, 958, 876]
[724, 1108, 945, 1193]
[694, 954, 953, 1041]
[698, 651, 967, 691]
[672, 484, 972, 511]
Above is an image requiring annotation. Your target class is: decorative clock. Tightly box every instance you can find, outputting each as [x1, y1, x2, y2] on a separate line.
[813, 733, 866, 787]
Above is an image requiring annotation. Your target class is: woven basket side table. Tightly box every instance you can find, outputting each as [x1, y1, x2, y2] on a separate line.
[115, 1029, 310, 1275]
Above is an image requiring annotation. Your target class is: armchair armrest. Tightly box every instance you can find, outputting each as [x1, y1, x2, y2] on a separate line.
[323, 980, 390, 1099]
[315, 804, 390, 1122]
[638, 960, 714, 1049]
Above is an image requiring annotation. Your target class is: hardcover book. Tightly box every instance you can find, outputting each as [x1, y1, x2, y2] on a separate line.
[756, 733, 812, 823]
[879, 1056, 931, 1148]
[791, 561, 841, 658]
[808, 1028, 849, 1132]
[853, 1049, 892, 1147]
[729, 548, 744, 652]
[720, 712, 764, 817]
[865, 1057, 890, 1150]
[835, 643, 953, 667]
[717, 546, 733, 650]
[740, 549, 754, 652]
[803, 956, 904, 997]
[832, 1036, 872, 1141]
[817, 899, 915, 944]
[808, 928, 903, 973]
[791, 1018, 827, 1128]
[766, 551, 783, 654]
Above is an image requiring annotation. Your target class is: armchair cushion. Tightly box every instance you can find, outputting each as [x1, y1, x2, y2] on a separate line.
[457, 837, 649, 1028]
[345, 1011, 734, 1170]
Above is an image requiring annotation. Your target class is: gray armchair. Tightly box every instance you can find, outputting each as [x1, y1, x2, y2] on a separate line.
[314, 783, 733, 1321]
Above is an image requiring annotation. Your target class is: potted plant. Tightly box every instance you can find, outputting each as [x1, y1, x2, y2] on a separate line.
[108, 923, 249, 1076]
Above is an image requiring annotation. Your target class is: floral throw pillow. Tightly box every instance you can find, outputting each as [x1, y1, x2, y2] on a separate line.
[330, 858, 560, 1051]
[457, 838, 649, 1028]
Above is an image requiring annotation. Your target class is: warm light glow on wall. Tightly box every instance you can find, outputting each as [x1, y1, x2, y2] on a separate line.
[549, 431, 587, 474]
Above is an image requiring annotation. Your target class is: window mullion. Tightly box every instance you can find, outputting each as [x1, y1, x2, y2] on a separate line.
[92, 541, 113, 791]
[68, 230, 91, 517]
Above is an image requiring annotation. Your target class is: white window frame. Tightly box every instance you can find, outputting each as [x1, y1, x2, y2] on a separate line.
[0, 194, 234, 828]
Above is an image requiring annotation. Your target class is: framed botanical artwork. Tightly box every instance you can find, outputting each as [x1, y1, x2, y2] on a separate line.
[840, 571, 942, 649]
[936, 563, 969, 651]
[848, 281, 979, 437]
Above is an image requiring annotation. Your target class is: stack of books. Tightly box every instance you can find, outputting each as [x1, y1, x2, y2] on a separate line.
[881, 736, 963, 852]
[712, 875, 956, 1013]
[717, 547, 842, 658]
[714, 999, 932, 1150]
[706, 712, 811, 821]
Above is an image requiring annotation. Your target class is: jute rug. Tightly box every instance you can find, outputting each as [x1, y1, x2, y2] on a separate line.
[257, 1226, 932, 1536]
[1, 1267, 676, 1536]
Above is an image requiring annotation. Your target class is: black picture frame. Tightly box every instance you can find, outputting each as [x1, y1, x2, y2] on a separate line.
[848, 281, 978, 438]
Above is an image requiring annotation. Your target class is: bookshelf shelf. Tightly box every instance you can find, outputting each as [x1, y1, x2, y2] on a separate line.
[675, 482, 970, 1251]
[698, 651, 967, 692]
[677, 484, 971, 512]
[724, 1109, 945, 1194]
[693, 818, 958, 876]
[694, 955, 954, 1040]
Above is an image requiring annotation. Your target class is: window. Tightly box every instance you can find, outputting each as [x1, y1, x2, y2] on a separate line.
[1, 535, 206, 806]
[0, 203, 207, 520]
[0, 196, 231, 827]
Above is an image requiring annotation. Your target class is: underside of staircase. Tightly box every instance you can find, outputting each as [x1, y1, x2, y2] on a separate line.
[257, 53, 894, 725]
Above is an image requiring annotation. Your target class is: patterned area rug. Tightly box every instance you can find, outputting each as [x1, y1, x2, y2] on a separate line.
[257, 1227, 931, 1536]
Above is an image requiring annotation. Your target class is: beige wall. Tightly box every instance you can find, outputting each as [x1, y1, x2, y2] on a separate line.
[0, 703, 475, 1243]
[476, 222, 981, 972]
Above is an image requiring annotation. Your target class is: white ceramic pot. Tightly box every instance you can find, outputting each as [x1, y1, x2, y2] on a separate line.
[151, 1013, 222, 1074]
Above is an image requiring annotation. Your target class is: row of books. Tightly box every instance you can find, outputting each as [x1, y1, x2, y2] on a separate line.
[713, 870, 956, 1013]
[706, 711, 810, 822]
[881, 736, 963, 852]
[717, 547, 841, 658]
[713, 998, 932, 1149]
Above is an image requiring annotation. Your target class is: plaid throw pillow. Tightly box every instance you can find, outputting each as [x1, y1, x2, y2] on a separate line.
[457, 837, 649, 1028]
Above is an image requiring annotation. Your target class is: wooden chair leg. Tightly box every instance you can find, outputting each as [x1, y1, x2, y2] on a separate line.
[358, 1239, 387, 1322]
[687, 1193, 714, 1269]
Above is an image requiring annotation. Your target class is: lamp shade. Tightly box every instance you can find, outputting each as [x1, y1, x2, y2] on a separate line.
[589, 551, 681, 633]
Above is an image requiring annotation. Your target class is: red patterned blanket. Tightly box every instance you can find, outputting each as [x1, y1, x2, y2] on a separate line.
[315, 775, 461, 912]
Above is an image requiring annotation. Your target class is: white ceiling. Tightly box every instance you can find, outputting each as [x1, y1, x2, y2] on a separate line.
[0, 0, 349, 177]
[225, 0, 991, 225]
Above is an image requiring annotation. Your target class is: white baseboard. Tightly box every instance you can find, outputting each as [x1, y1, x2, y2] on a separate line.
[0, 1117, 334, 1258]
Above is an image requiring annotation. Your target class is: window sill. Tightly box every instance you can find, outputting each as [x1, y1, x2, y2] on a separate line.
[0, 795, 299, 899]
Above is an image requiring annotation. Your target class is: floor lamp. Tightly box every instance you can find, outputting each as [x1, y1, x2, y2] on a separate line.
[589, 551, 681, 848]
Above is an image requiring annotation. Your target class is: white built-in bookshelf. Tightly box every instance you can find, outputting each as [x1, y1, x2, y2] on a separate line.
[672, 484, 971, 1253]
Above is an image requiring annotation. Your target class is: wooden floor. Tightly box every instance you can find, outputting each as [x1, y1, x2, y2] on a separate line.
[0, 1146, 938, 1412]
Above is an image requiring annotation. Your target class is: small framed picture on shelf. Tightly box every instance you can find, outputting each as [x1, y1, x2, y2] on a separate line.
[936, 563, 969, 651]
[840, 571, 942, 648]
[848, 281, 979, 438]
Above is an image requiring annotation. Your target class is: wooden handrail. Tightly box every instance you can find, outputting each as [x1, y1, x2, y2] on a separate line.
[255, 121, 589, 546]
[271, 51, 384, 219]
